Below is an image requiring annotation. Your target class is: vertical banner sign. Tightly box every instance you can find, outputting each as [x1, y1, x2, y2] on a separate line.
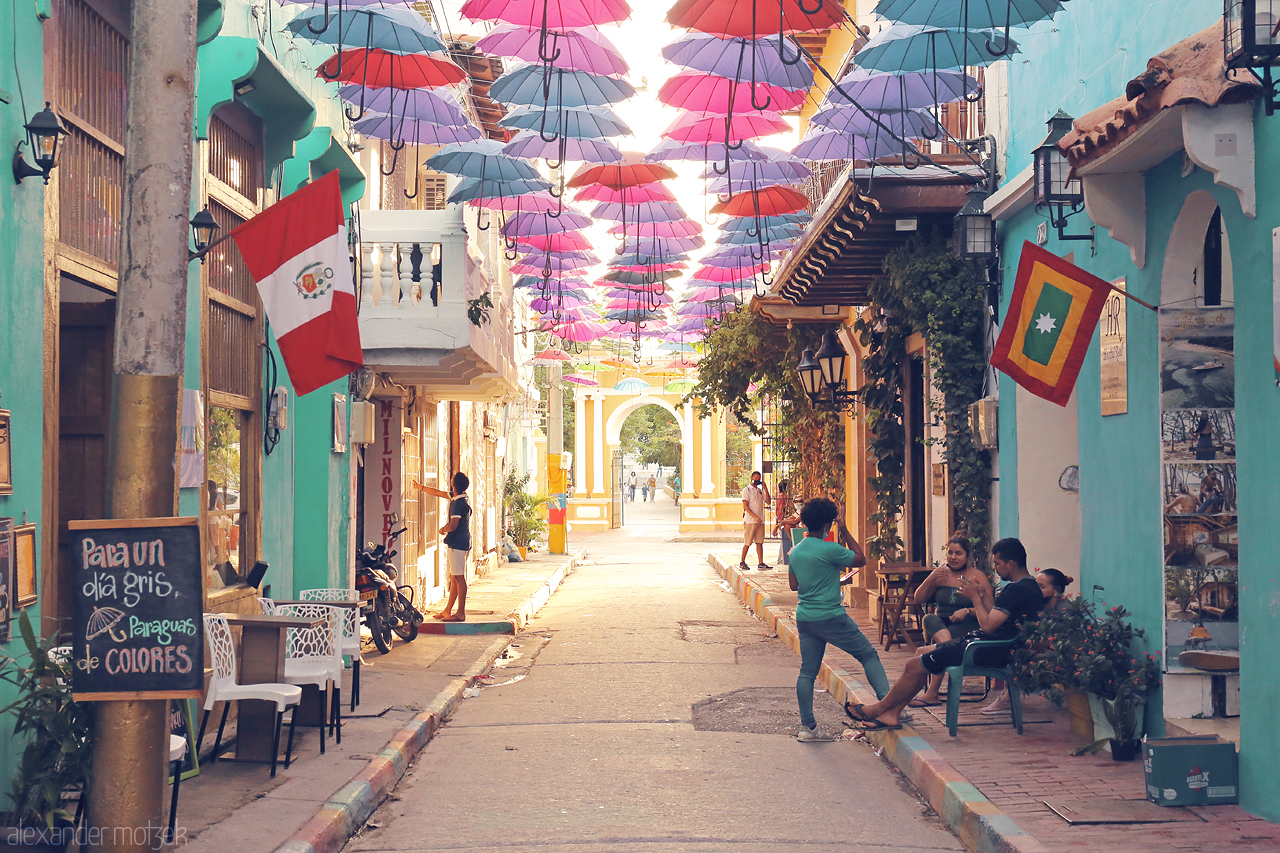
[363, 398, 403, 571]
[69, 518, 203, 700]
[1100, 278, 1129, 415]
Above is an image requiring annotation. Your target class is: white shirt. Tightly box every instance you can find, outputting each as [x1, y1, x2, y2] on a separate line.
[628, 473, 637, 486]
[742, 483, 765, 524]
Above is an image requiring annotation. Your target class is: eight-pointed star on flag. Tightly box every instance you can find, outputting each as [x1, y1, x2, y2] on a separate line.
[1035, 312, 1057, 334]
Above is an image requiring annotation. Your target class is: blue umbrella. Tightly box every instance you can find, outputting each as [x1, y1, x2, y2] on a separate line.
[712, 229, 799, 247]
[448, 175, 553, 204]
[499, 104, 632, 139]
[613, 377, 651, 392]
[286, 6, 446, 54]
[855, 23, 1021, 75]
[490, 64, 637, 108]
[426, 139, 540, 181]
[873, 0, 1059, 56]
[718, 213, 808, 232]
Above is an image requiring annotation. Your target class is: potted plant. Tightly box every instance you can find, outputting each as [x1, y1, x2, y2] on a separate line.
[503, 471, 551, 559]
[0, 612, 94, 847]
[1013, 598, 1161, 759]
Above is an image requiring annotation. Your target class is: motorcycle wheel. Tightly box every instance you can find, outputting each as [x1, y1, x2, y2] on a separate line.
[392, 590, 419, 642]
[370, 596, 393, 654]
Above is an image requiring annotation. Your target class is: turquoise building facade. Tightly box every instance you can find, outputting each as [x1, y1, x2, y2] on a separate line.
[988, 0, 1280, 820]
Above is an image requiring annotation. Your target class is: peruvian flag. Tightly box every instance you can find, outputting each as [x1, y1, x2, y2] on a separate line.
[230, 170, 363, 395]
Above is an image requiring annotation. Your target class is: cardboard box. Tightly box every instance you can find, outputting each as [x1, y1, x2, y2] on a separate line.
[1143, 735, 1238, 806]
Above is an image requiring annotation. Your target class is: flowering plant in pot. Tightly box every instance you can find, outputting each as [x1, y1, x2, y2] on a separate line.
[1012, 598, 1161, 758]
[503, 471, 551, 555]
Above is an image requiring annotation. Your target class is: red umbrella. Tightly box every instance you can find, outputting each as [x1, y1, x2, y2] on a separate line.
[573, 182, 677, 204]
[567, 153, 677, 189]
[665, 0, 849, 39]
[317, 48, 467, 89]
[710, 185, 809, 217]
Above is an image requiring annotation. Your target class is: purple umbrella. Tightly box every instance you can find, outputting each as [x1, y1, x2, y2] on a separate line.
[614, 235, 706, 254]
[353, 113, 480, 146]
[340, 85, 470, 123]
[644, 138, 770, 164]
[503, 210, 592, 235]
[809, 105, 940, 139]
[504, 130, 623, 165]
[662, 33, 814, 92]
[591, 200, 688, 222]
[606, 219, 702, 239]
[476, 24, 629, 76]
[825, 67, 979, 112]
[700, 156, 812, 183]
[669, 316, 713, 333]
[792, 128, 908, 162]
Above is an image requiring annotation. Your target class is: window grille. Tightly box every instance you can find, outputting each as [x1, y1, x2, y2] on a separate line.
[422, 170, 448, 211]
[209, 116, 264, 204]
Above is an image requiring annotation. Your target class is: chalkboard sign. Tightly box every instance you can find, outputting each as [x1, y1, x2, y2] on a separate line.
[68, 518, 204, 701]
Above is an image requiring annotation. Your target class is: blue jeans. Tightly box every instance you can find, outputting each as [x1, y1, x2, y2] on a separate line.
[779, 529, 794, 565]
[797, 613, 890, 729]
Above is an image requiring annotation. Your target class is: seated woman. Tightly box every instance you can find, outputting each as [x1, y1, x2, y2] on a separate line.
[980, 567, 1073, 715]
[909, 535, 990, 707]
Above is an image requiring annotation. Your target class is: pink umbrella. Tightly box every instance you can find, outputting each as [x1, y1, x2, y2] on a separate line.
[685, 285, 747, 302]
[460, 0, 632, 30]
[471, 191, 561, 213]
[661, 111, 791, 144]
[535, 303, 599, 322]
[533, 348, 572, 364]
[606, 292, 672, 307]
[511, 259, 595, 276]
[690, 263, 768, 281]
[530, 293, 593, 310]
[606, 219, 702, 239]
[515, 232, 594, 252]
[475, 24, 629, 76]
[561, 373, 601, 386]
[610, 262, 687, 273]
[659, 71, 807, 115]
[574, 183, 677, 204]
[546, 319, 609, 342]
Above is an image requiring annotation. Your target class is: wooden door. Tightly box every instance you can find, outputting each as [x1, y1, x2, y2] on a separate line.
[57, 300, 115, 630]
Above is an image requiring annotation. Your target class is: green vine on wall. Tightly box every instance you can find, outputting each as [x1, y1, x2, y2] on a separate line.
[854, 233, 993, 564]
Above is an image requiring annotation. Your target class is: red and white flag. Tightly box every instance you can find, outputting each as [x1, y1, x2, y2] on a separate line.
[230, 170, 362, 395]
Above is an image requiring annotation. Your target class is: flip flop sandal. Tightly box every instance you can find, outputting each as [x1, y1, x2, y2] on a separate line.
[908, 699, 941, 708]
[844, 702, 871, 723]
[856, 719, 903, 732]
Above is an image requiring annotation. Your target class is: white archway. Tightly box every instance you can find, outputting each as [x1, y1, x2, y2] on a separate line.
[605, 395, 688, 448]
[1161, 189, 1235, 305]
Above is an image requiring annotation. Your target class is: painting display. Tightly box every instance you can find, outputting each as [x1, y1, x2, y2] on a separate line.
[12, 524, 35, 609]
[1160, 307, 1237, 671]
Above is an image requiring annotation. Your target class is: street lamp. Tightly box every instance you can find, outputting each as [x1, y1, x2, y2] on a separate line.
[797, 332, 857, 412]
[1225, 0, 1280, 113]
[1033, 110, 1093, 245]
[953, 185, 997, 261]
[797, 347, 823, 404]
[12, 102, 68, 185]
[189, 206, 220, 260]
[815, 330, 847, 391]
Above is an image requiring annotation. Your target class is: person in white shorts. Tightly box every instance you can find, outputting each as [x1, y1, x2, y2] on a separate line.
[415, 471, 472, 622]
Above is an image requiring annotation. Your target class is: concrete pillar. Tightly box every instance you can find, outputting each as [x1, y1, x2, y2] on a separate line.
[682, 401, 694, 495]
[573, 391, 585, 496]
[701, 415, 714, 496]
[592, 395, 604, 496]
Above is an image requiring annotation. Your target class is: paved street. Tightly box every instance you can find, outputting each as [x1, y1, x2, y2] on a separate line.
[347, 499, 961, 853]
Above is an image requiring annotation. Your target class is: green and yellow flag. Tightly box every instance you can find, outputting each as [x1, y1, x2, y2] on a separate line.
[991, 242, 1112, 407]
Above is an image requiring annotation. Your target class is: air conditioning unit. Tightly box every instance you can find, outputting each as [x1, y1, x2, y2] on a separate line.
[969, 397, 998, 450]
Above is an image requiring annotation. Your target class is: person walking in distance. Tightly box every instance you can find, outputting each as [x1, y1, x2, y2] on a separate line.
[789, 497, 889, 742]
[414, 472, 472, 622]
[647, 473, 657, 501]
[628, 471, 638, 502]
[739, 471, 772, 571]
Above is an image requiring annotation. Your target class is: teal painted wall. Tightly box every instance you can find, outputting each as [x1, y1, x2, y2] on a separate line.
[993, 0, 1280, 820]
[0, 0, 50, 798]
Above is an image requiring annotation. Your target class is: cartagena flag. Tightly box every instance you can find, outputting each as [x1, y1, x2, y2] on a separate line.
[990, 242, 1112, 407]
[229, 170, 362, 395]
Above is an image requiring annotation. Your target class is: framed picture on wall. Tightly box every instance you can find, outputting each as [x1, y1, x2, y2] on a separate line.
[0, 519, 12, 626]
[0, 409, 12, 495]
[13, 524, 36, 609]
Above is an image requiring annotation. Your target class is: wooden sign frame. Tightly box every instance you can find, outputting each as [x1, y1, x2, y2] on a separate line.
[68, 517, 203, 701]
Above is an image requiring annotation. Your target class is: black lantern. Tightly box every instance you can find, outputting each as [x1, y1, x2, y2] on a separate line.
[1225, 0, 1280, 114]
[1032, 110, 1093, 243]
[12, 102, 68, 184]
[814, 330, 848, 391]
[953, 185, 997, 260]
[797, 348, 823, 403]
[189, 206, 220, 259]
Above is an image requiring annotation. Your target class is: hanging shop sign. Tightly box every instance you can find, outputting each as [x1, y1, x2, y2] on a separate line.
[1100, 279, 1128, 416]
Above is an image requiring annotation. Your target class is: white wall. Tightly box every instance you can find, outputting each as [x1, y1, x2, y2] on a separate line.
[1016, 385, 1082, 584]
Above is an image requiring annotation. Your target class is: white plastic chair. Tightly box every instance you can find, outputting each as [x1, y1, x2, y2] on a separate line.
[257, 596, 276, 614]
[167, 734, 187, 842]
[273, 603, 344, 752]
[299, 588, 363, 710]
[198, 614, 302, 778]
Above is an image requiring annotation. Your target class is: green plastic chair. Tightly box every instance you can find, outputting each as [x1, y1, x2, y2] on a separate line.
[944, 638, 1024, 737]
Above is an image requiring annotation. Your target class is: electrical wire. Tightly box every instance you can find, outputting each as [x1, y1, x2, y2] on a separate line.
[263, 320, 282, 456]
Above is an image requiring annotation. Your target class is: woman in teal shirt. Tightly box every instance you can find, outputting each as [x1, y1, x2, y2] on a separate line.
[788, 498, 890, 742]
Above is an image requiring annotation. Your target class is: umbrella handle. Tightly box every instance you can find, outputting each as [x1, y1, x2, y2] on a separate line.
[538, 107, 561, 144]
[797, 0, 825, 15]
[778, 31, 806, 67]
[403, 169, 419, 201]
[964, 82, 985, 104]
[380, 146, 400, 176]
[321, 46, 344, 81]
[986, 0, 1015, 57]
[537, 7, 563, 63]
[309, 0, 334, 34]
[918, 106, 941, 141]
[477, 209, 492, 232]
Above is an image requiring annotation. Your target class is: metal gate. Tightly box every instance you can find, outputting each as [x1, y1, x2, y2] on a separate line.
[610, 449, 624, 528]
[759, 396, 798, 511]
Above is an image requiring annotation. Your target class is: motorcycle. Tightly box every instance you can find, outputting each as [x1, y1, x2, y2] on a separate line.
[356, 526, 425, 654]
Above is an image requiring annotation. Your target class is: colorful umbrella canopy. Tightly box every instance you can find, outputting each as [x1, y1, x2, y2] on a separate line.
[662, 33, 815, 91]
[606, 219, 702, 238]
[353, 113, 480, 145]
[700, 156, 812, 184]
[515, 232, 595, 252]
[510, 257, 596, 275]
[666, 0, 850, 39]
[499, 104, 632, 138]
[426, 139, 541, 181]
[792, 127, 908, 161]
[470, 190, 563, 212]
[855, 23, 1021, 74]
[644, 138, 770, 163]
[717, 212, 808, 231]
[710, 186, 809, 217]
[825, 67, 979, 112]
[658, 72, 807, 115]
[490, 64, 637, 107]
[317, 49, 467, 89]
[476, 24, 629, 76]
[288, 6, 446, 53]
[602, 269, 682, 284]
[503, 130, 624, 164]
[340, 84, 469, 123]
[591, 200, 687, 222]
[460, 0, 632, 31]
[533, 348, 572, 363]
[567, 155, 677, 189]
[448, 175, 554, 204]
[661, 111, 791, 145]
[561, 374, 601, 386]
[503, 210, 593, 235]
[874, 0, 1060, 30]
[688, 262, 769, 281]
[664, 379, 696, 394]
[613, 377, 651, 392]
[810, 104, 940, 138]
[574, 182, 677, 204]
[515, 275, 590, 289]
[545, 319, 609, 342]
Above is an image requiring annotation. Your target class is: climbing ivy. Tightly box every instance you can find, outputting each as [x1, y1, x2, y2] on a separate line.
[689, 310, 844, 499]
[854, 233, 993, 564]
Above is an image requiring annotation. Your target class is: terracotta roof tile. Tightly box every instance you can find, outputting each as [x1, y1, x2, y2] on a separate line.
[1059, 21, 1258, 170]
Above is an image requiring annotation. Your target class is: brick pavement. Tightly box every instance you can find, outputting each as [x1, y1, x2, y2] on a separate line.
[712, 552, 1280, 853]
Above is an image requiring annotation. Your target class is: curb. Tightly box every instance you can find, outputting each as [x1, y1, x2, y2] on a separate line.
[708, 553, 1048, 853]
[271, 550, 582, 853]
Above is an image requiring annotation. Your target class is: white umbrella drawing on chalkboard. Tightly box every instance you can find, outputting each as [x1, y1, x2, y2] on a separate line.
[87, 607, 128, 642]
